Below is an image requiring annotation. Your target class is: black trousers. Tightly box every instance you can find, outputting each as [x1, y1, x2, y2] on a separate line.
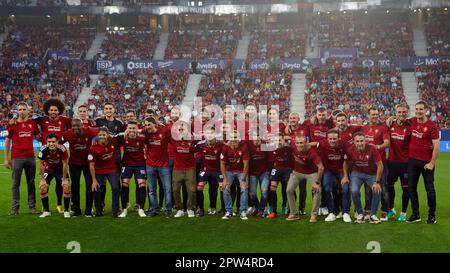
[408, 158, 436, 217]
[69, 164, 93, 215]
[387, 161, 409, 213]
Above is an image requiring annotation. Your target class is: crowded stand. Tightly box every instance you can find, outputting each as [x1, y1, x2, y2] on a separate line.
[304, 59, 406, 123]
[87, 69, 189, 120]
[424, 12, 450, 56]
[97, 27, 160, 60]
[164, 28, 241, 59]
[415, 61, 450, 128]
[316, 14, 415, 58]
[247, 26, 308, 60]
[0, 60, 88, 127]
[196, 68, 292, 119]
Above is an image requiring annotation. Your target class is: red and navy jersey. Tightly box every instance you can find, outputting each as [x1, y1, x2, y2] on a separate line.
[88, 138, 118, 174]
[270, 146, 294, 170]
[35, 116, 72, 141]
[122, 135, 146, 167]
[38, 144, 68, 172]
[198, 142, 223, 172]
[389, 121, 411, 163]
[61, 128, 98, 165]
[6, 119, 40, 159]
[247, 141, 269, 176]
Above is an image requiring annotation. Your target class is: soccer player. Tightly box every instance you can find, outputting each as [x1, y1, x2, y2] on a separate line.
[172, 122, 197, 218]
[317, 129, 351, 223]
[77, 105, 96, 129]
[284, 112, 309, 215]
[247, 132, 270, 217]
[220, 131, 250, 220]
[196, 127, 223, 216]
[89, 127, 120, 217]
[335, 112, 361, 144]
[37, 134, 71, 218]
[407, 101, 440, 224]
[267, 135, 293, 219]
[95, 103, 125, 210]
[361, 106, 390, 221]
[118, 121, 147, 218]
[144, 117, 173, 217]
[286, 135, 324, 222]
[4, 102, 41, 215]
[61, 119, 98, 217]
[342, 132, 383, 224]
[386, 103, 411, 222]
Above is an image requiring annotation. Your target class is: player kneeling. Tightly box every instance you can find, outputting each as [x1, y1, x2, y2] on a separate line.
[38, 134, 71, 218]
[119, 121, 147, 218]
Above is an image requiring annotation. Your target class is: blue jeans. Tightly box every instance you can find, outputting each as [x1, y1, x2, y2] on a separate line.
[323, 171, 350, 214]
[249, 172, 269, 213]
[223, 172, 248, 214]
[146, 166, 173, 213]
[94, 173, 119, 215]
[364, 162, 389, 213]
[351, 171, 380, 216]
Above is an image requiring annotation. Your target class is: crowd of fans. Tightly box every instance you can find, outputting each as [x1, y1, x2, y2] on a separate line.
[304, 58, 406, 123]
[415, 61, 450, 128]
[1, 24, 96, 61]
[97, 27, 160, 60]
[87, 69, 189, 120]
[247, 26, 307, 60]
[315, 14, 415, 58]
[0, 60, 88, 127]
[425, 12, 450, 56]
[164, 28, 241, 59]
[196, 67, 292, 119]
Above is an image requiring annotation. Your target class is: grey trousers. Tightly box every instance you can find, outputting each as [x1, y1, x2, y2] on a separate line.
[287, 171, 321, 216]
[11, 157, 36, 209]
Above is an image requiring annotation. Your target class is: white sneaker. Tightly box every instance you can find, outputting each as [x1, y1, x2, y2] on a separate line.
[355, 214, 365, 224]
[343, 213, 352, 223]
[325, 213, 336, 222]
[208, 208, 216, 215]
[118, 209, 127, 218]
[174, 210, 185, 218]
[321, 207, 329, 216]
[39, 211, 51, 218]
[222, 212, 232, 220]
[187, 210, 195, 218]
[64, 211, 71, 218]
[364, 214, 371, 220]
[240, 212, 248, 220]
[246, 207, 255, 215]
[232, 212, 237, 216]
[138, 209, 146, 218]
[336, 212, 343, 219]
[354, 212, 359, 219]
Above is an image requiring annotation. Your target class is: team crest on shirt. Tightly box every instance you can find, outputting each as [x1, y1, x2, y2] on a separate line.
[424, 127, 428, 132]
[375, 129, 378, 134]
[59, 121, 61, 125]
[366, 155, 370, 159]
[85, 138, 88, 142]
[239, 152, 242, 156]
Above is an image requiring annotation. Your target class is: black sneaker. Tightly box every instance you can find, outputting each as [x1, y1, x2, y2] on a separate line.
[147, 211, 159, 217]
[407, 215, 421, 223]
[84, 213, 93, 218]
[9, 208, 19, 216]
[197, 209, 205, 217]
[112, 212, 119, 218]
[72, 211, 82, 217]
[95, 212, 104, 217]
[426, 215, 436, 224]
[299, 209, 306, 216]
[164, 211, 172, 218]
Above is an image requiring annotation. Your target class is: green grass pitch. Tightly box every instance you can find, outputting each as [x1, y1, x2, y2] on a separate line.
[0, 153, 449, 253]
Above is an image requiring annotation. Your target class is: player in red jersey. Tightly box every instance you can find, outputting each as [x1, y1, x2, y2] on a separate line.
[76, 105, 96, 129]
[342, 132, 383, 224]
[247, 131, 270, 217]
[4, 102, 41, 215]
[144, 117, 173, 217]
[386, 103, 411, 222]
[196, 127, 223, 216]
[37, 134, 70, 218]
[220, 131, 250, 220]
[317, 129, 351, 223]
[361, 106, 390, 221]
[335, 112, 361, 144]
[89, 127, 120, 217]
[407, 101, 440, 224]
[267, 135, 293, 219]
[117, 121, 147, 218]
[171, 121, 197, 218]
[284, 112, 309, 215]
[286, 135, 324, 222]
[61, 119, 98, 217]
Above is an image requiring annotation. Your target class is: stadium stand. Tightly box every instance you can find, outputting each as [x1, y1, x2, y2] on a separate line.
[425, 12, 450, 56]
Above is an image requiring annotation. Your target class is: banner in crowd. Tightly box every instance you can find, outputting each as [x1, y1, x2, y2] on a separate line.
[319, 48, 358, 59]
[11, 59, 40, 69]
